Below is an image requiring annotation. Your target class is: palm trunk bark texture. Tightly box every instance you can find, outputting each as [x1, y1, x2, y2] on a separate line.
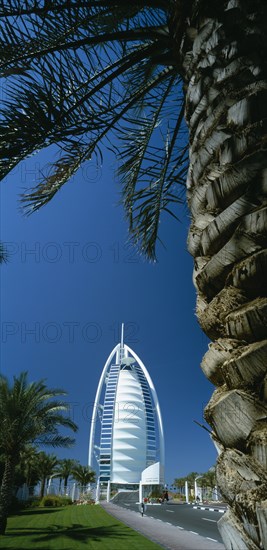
[0, 456, 16, 535]
[177, 0, 267, 547]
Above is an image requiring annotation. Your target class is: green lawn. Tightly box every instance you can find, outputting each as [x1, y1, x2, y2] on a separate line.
[0, 505, 161, 549]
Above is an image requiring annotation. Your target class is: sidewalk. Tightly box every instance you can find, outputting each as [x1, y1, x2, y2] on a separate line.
[101, 502, 225, 550]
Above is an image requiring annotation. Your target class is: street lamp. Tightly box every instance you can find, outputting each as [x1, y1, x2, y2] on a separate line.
[47, 473, 60, 495]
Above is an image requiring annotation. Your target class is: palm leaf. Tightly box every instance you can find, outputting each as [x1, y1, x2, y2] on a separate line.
[36, 435, 76, 447]
[20, 145, 88, 214]
[0, 1, 187, 258]
[118, 77, 187, 257]
[0, 243, 8, 263]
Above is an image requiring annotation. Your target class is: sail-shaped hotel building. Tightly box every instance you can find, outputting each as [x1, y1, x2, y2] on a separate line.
[88, 325, 164, 492]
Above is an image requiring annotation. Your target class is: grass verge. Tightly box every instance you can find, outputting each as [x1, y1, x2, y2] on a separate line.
[0, 505, 161, 549]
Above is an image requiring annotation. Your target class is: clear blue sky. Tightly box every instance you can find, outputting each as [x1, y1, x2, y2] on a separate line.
[0, 144, 217, 485]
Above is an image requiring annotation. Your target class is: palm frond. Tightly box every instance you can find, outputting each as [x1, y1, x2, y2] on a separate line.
[0, 1, 187, 258]
[0, 242, 8, 263]
[0, 1, 170, 21]
[18, 65, 176, 214]
[118, 77, 187, 258]
[20, 145, 88, 214]
[36, 435, 76, 447]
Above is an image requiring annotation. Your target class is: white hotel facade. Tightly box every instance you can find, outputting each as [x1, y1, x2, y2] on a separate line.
[88, 325, 165, 495]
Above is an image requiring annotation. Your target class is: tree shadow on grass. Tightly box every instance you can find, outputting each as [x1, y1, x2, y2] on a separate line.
[15, 508, 63, 516]
[4, 523, 134, 547]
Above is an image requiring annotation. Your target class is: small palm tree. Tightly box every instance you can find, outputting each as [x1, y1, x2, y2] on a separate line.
[71, 465, 96, 496]
[56, 458, 79, 495]
[173, 476, 186, 495]
[36, 452, 59, 498]
[17, 445, 40, 493]
[200, 468, 216, 489]
[0, 371, 78, 535]
[199, 468, 216, 500]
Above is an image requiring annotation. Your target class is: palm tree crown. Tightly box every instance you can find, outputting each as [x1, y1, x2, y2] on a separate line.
[0, 371, 78, 534]
[56, 458, 79, 492]
[36, 452, 59, 498]
[0, 371, 77, 455]
[0, 1, 188, 259]
[16, 445, 40, 489]
[71, 464, 96, 488]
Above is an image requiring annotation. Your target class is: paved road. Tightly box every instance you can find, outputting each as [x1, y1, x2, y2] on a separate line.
[101, 501, 225, 550]
[115, 501, 225, 544]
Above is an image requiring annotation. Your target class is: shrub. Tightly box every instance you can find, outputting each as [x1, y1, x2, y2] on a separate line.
[39, 495, 72, 507]
[149, 488, 162, 499]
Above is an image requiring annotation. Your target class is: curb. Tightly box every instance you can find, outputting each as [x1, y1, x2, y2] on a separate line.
[193, 505, 226, 513]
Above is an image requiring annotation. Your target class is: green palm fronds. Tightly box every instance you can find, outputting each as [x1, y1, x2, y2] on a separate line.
[0, 1, 187, 258]
[0, 371, 78, 455]
[0, 243, 7, 263]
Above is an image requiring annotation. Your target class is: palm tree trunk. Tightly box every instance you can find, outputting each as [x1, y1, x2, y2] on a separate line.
[64, 476, 69, 495]
[0, 456, 16, 535]
[40, 477, 46, 498]
[176, 0, 267, 548]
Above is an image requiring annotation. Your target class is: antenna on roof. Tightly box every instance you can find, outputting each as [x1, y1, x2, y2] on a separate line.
[121, 323, 124, 348]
